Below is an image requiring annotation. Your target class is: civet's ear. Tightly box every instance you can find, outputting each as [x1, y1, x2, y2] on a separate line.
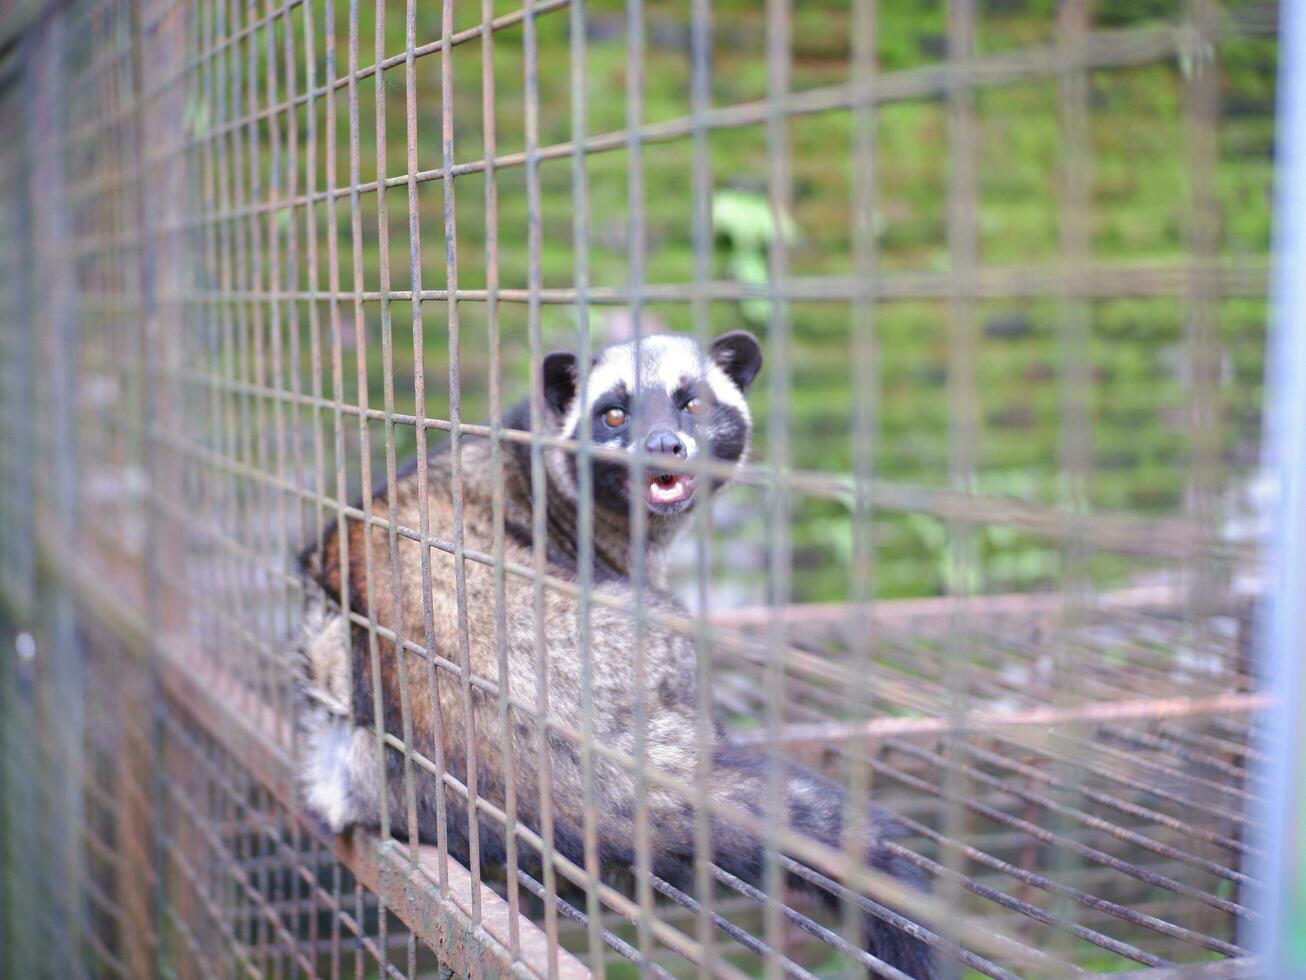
[542, 351, 579, 416]
[709, 330, 764, 394]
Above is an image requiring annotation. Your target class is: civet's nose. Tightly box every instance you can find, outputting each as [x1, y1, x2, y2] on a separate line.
[645, 429, 687, 459]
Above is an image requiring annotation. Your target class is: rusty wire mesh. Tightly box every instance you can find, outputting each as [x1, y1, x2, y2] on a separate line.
[0, 0, 1284, 977]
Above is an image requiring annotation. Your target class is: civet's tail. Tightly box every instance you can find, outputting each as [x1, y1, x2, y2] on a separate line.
[659, 742, 943, 978]
[295, 597, 943, 978]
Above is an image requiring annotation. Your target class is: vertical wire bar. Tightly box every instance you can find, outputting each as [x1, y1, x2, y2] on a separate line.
[52, 23, 84, 971]
[3, 32, 36, 625]
[275, 0, 316, 872]
[346, 0, 393, 938]
[567, 0, 607, 972]
[0, 63, 39, 945]
[1253, 0, 1306, 969]
[523, 0, 563, 972]
[844, 0, 880, 959]
[197, 0, 229, 776]
[280, 0, 307, 689]
[375, 0, 423, 872]
[243, 0, 278, 732]
[209, 729, 229, 964]
[268, 794, 284, 979]
[206, 0, 236, 708]
[1052, 0, 1094, 964]
[122, 2, 143, 606]
[1181, 1, 1228, 937]
[354, 876, 366, 980]
[482, 0, 524, 957]
[248, 0, 279, 736]
[763, 0, 793, 975]
[306, 830, 322, 980]
[261, 0, 295, 752]
[128, 0, 170, 968]
[240, 0, 274, 727]
[263, 787, 284, 979]
[177, 3, 206, 595]
[330, 853, 342, 979]
[217, 0, 251, 719]
[323, 1, 368, 856]
[302, 0, 330, 565]
[1182, 0, 1224, 686]
[623, 0, 656, 965]
[687, 0, 717, 974]
[405, 0, 452, 896]
[55, 5, 90, 971]
[235, 0, 272, 724]
[297, 818, 320, 980]
[190, 7, 220, 648]
[941, 0, 980, 965]
[440, 0, 484, 921]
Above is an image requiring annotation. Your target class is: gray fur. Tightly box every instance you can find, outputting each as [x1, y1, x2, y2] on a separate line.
[294, 333, 940, 977]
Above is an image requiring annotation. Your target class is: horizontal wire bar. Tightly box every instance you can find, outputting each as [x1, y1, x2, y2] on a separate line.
[144, 260, 1270, 303]
[146, 389, 1241, 561]
[730, 690, 1269, 747]
[156, 19, 1261, 232]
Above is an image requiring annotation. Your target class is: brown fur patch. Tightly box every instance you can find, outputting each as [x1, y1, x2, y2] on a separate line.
[296, 385, 937, 976]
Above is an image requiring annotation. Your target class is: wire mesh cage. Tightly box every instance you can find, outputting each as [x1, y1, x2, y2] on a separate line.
[0, 0, 1288, 977]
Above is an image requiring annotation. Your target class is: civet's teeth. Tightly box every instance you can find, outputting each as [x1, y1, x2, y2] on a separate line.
[647, 476, 690, 504]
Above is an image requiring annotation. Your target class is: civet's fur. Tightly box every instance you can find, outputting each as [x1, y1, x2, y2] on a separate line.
[296, 332, 938, 976]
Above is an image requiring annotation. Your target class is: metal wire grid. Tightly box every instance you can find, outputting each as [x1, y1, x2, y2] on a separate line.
[80, 623, 462, 980]
[0, 0, 1277, 977]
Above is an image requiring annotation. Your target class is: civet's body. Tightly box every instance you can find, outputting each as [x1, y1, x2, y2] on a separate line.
[297, 332, 937, 977]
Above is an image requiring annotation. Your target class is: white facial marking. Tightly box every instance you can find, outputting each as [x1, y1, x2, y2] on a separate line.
[561, 335, 750, 438]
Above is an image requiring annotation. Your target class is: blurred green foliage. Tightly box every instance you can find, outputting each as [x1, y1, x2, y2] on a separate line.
[233, 0, 1276, 603]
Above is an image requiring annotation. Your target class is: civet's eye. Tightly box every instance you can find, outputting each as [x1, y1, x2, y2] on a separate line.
[603, 407, 628, 428]
[683, 397, 707, 416]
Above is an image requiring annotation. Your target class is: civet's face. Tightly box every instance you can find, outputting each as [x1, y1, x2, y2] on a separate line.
[544, 332, 763, 517]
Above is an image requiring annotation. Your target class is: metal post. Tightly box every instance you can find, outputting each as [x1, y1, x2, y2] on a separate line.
[1254, 0, 1306, 974]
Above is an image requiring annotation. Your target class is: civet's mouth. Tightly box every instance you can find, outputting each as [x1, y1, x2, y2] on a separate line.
[644, 472, 695, 511]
